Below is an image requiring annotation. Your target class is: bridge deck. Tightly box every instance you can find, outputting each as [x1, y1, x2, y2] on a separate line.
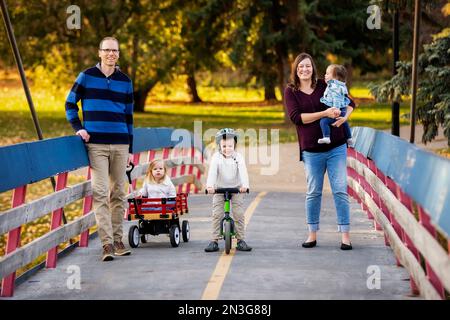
[6, 192, 419, 300]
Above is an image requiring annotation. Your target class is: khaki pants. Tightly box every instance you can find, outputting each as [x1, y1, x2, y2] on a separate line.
[86, 144, 129, 246]
[212, 193, 245, 240]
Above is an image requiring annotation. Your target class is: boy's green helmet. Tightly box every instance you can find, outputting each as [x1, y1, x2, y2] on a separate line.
[215, 128, 237, 145]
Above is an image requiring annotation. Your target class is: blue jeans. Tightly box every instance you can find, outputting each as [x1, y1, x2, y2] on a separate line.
[302, 144, 350, 233]
[319, 108, 352, 139]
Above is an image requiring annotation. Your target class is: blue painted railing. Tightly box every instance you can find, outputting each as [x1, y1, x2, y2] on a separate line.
[0, 127, 204, 194]
[351, 127, 450, 236]
[348, 126, 450, 299]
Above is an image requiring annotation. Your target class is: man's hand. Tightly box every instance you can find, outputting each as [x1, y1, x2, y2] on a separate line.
[128, 153, 133, 166]
[76, 129, 90, 142]
[332, 116, 348, 127]
[239, 187, 248, 193]
[206, 187, 215, 194]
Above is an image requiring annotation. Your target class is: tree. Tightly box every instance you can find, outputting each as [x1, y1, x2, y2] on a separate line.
[176, 0, 235, 102]
[116, 0, 182, 111]
[370, 35, 450, 146]
[0, 0, 187, 112]
[229, 0, 391, 120]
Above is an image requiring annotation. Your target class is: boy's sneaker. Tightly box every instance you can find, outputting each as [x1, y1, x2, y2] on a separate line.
[102, 244, 114, 262]
[318, 137, 331, 144]
[236, 240, 252, 251]
[113, 241, 131, 256]
[347, 138, 354, 148]
[204, 241, 219, 252]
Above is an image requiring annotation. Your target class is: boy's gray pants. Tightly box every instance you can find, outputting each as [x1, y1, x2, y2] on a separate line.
[211, 193, 245, 240]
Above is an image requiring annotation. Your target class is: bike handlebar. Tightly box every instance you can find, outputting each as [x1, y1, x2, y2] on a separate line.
[205, 188, 249, 194]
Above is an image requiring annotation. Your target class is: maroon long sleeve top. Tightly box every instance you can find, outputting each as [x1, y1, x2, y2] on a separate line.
[284, 79, 356, 161]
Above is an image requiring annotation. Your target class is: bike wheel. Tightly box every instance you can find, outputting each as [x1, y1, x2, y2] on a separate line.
[224, 221, 231, 254]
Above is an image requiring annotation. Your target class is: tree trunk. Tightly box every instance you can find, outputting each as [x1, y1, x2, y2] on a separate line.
[270, 0, 293, 122]
[187, 72, 202, 103]
[344, 62, 353, 91]
[263, 74, 277, 101]
[133, 88, 150, 113]
[277, 56, 290, 123]
[264, 85, 277, 101]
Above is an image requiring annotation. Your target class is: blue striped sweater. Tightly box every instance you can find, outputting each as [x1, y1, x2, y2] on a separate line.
[65, 63, 134, 153]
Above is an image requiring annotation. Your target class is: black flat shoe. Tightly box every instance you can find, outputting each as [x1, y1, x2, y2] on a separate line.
[340, 242, 353, 250]
[302, 240, 317, 248]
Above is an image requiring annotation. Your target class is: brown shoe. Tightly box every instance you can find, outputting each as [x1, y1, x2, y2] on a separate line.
[102, 244, 114, 261]
[113, 241, 131, 256]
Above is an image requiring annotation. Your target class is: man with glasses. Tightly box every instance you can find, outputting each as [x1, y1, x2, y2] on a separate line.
[65, 36, 134, 261]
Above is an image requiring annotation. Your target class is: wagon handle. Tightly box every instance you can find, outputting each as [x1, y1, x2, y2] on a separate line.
[126, 161, 135, 185]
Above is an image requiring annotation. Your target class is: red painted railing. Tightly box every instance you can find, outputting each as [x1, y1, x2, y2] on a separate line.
[347, 148, 448, 299]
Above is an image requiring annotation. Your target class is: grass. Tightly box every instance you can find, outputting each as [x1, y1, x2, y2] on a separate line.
[0, 84, 410, 147]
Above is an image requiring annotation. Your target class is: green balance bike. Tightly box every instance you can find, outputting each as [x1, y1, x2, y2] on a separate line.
[205, 187, 249, 254]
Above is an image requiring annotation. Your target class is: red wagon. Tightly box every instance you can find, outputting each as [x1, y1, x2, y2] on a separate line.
[125, 163, 190, 248]
[126, 194, 190, 248]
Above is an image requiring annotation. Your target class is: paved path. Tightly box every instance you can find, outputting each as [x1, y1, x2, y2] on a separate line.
[8, 192, 418, 300]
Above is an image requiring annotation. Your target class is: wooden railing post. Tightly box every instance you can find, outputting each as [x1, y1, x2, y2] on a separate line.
[186, 147, 195, 194]
[418, 206, 446, 299]
[125, 153, 141, 219]
[131, 153, 141, 190]
[1, 185, 27, 297]
[177, 148, 187, 194]
[170, 148, 179, 179]
[366, 159, 382, 231]
[46, 172, 69, 268]
[355, 152, 374, 220]
[148, 150, 156, 162]
[79, 168, 92, 247]
[396, 187, 421, 296]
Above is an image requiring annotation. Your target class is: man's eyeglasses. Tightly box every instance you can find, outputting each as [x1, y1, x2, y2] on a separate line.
[100, 49, 119, 54]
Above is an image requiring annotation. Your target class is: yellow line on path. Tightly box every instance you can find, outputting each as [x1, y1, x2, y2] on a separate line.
[201, 191, 267, 300]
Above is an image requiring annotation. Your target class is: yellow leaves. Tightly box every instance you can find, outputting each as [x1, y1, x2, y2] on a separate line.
[326, 53, 338, 64]
[432, 28, 450, 41]
[442, 3, 450, 17]
[214, 50, 234, 68]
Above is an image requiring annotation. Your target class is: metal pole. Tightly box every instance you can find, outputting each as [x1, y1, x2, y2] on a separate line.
[1, 0, 68, 226]
[391, 8, 400, 137]
[409, 0, 421, 143]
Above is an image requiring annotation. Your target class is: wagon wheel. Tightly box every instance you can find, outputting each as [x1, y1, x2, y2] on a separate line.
[224, 220, 232, 254]
[169, 225, 180, 247]
[182, 220, 190, 242]
[128, 225, 140, 248]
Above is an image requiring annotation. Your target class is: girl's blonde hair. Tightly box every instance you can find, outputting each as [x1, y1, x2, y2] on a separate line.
[145, 159, 168, 184]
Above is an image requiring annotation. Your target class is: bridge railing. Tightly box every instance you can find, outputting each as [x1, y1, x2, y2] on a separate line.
[0, 127, 204, 297]
[347, 126, 450, 300]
